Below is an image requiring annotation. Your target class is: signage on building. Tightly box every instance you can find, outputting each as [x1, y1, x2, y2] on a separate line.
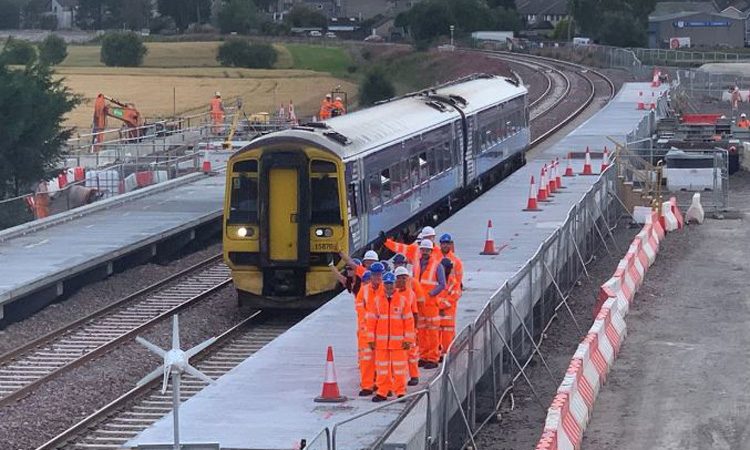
[669, 37, 691, 48]
[673, 20, 731, 28]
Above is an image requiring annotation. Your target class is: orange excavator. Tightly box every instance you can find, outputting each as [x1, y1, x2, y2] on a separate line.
[92, 93, 144, 146]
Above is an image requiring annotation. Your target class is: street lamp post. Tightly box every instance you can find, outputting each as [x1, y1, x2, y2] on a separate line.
[450, 25, 455, 47]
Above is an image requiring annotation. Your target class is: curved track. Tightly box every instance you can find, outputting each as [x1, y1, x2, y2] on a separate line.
[0, 256, 230, 408]
[36, 311, 301, 450]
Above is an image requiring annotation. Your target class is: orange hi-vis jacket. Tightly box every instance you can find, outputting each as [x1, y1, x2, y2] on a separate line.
[442, 251, 464, 286]
[385, 238, 419, 264]
[367, 290, 416, 350]
[356, 283, 381, 344]
[407, 277, 424, 314]
[439, 273, 462, 312]
[210, 98, 223, 114]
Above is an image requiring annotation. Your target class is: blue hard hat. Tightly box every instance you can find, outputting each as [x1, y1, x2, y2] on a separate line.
[352, 258, 362, 266]
[393, 253, 407, 265]
[439, 233, 453, 243]
[361, 271, 372, 283]
[369, 262, 385, 274]
[383, 272, 396, 284]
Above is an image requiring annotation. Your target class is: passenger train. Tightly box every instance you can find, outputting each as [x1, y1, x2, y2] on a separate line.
[223, 74, 530, 308]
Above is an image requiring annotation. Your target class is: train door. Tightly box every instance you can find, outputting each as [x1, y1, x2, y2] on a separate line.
[269, 168, 298, 261]
[465, 116, 477, 183]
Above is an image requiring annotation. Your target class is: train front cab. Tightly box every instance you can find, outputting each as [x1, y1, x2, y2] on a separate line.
[223, 143, 348, 309]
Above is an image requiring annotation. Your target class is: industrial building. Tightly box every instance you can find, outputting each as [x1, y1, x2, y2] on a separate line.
[648, 3, 748, 48]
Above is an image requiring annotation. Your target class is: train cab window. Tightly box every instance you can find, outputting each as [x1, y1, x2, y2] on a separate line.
[229, 174, 258, 223]
[310, 160, 341, 224]
[369, 174, 381, 208]
[233, 160, 258, 172]
[419, 152, 429, 180]
[380, 169, 392, 202]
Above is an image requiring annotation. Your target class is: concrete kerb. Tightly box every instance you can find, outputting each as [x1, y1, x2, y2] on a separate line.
[534, 203, 682, 450]
[0, 171, 220, 243]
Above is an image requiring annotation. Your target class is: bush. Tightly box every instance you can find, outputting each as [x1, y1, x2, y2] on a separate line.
[150, 15, 178, 35]
[100, 31, 147, 67]
[359, 67, 395, 106]
[217, 39, 277, 69]
[38, 34, 67, 65]
[2, 38, 37, 65]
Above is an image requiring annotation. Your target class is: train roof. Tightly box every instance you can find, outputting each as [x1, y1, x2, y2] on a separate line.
[246, 74, 527, 161]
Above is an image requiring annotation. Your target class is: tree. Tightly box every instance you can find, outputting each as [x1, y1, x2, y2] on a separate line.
[597, 11, 646, 47]
[77, 0, 152, 30]
[570, 0, 655, 44]
[284, 4, 327, 28]
[217, 39, 277, 68]
[218, 0, 259, 34]
[38, 34, 67, 65]
[157, 0, 212, 30]
[2, 37, 37, 65]
[0, 0, 22, 29]
[359, 67, 395, 106]
[0, 62, 79, 200]
[552, 18, 571, 40]
[100, 31, 147, 67]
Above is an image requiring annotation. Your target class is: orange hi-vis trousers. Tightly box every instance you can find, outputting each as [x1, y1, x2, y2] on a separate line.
[375, 348, 408, 397]
[358, 339, 375, 390]
[440, 305, 456, 354]
[418, 300, 441, 363]
[408, 343, 420, 379]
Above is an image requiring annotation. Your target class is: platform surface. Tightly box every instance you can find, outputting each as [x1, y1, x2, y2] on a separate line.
[0, 173, 225, 310]
[128, 82, 667, 450]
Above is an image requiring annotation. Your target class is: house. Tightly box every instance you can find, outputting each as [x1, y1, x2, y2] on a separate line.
[48, 0, 77, 29]
[515, 0, 569, 27]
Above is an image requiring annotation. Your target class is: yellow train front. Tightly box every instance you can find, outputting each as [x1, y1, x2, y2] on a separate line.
[223, 140, 348, 309]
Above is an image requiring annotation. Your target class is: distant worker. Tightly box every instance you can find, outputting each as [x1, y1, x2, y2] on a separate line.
[738, 113, 750, 129]
[438, 233, 463, 288]
[438, 258, 461, 355]
[210, 91, 225, 134]
[93, 93, 107, 147]
[731, 86, 743, 114]
[319, 93, 333, 120]
[394, 264, 422, 386]
[385, 226, 439, 267]
[367, 271, 415, 402]
[341, 249, 378, 279]
[416, 239, 445, 369]
[331, 96, 346, 117]
[32, 181, 50, 219]
[329, 258, 361, 296]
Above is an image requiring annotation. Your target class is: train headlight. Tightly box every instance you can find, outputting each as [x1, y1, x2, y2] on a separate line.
[237, 227, 254, 238]
[315, 227, 333, 238]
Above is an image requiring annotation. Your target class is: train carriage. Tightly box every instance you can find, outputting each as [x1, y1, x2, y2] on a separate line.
[223, 74, 529, 309]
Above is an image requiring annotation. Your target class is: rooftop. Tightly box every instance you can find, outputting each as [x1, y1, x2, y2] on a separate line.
[515, 0, 569, 16]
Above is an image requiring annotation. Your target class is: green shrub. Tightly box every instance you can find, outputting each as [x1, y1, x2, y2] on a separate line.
[359, 67, 395, 106]
[216, 39, 277, 69]
[100, 31, 147, 67]
[38, 34, 67, 65]
[2, 37, 37, 65]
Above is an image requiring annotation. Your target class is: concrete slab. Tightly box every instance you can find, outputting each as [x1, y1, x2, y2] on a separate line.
[127, 82, 668, 450]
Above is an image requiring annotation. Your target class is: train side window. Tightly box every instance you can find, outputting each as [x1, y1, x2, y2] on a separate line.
[369, 174, 381, 208]
[390, 164, 401, 195]
[410, 155, 420, 185]
[419, 152, 429, 179]
[381, 169, 392, 202]
[443, 143, 452, 170]
[400, 160, 410, 191]
[228, 174, 258, 224]
[347, 182, 359, 217]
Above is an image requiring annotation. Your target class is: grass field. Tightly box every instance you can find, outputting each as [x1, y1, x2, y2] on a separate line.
[56, 42, 356, 130]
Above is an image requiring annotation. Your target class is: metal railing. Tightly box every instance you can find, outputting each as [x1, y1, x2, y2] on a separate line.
[633, 48, 750, 66]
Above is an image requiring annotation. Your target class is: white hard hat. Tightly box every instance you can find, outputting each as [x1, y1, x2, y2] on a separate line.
[419, 239, 434, 250]
[421, 226, 436, 237]
[742, 113, 747, 118]
[394, 266, 410, 277]
[335, 96, 342, 101]
[215, 91, 221, 97]
[325, 93, 332, 98]
[363, 250, 379, 261]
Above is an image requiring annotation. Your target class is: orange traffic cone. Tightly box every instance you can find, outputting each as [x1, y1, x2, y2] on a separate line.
[601, 147, 610, 172]
[581, 147, 593, 175]
[480, 220, 500, 255]
[564, 155, 575, 177]
[202, 160, 212, 174]
[650, 91, 656, 110]
[555, 157, 565, 188]
[537, 167, 549, 202]
[651, 68, 660, 88]
[547, 162, 557, 194]
[524, 176, 541, 211]
[637, 91, 645, 110]
[314, 346, 347, 403]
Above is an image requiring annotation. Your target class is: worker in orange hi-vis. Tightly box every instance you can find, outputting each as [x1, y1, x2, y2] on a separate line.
[341, 249, 379, 279]
[331, 96, 346, 117]
[438, 258, 462, 356]
[355, 269, 377, 396]
[93, 93, 107, 147]
[738, 113, 750, 129]
[33, 181, 50, 219]
[210, 91, 225, 134]
[385, 225, 439, 268]
[415, 239, 445, 369]
[438, 233, 463, 287]
[394, 265, 422, 386]
[319, 93, 333, 120]
[367, 271, 416, 402]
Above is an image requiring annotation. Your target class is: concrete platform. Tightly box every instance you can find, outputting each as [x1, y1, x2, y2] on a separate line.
[127, 82, 669, 450]
[0, 171, 225, 327]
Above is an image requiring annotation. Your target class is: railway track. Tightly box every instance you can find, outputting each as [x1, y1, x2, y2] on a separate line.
[37, 311, 300, 450]
[0, 255, 230, 408]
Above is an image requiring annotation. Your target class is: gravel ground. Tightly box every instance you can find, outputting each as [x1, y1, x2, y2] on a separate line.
[583, 171, 750, 449]
[0, 283, 254, 450]
[0, 241, 222, 355]
[474, 218, 640, 450]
